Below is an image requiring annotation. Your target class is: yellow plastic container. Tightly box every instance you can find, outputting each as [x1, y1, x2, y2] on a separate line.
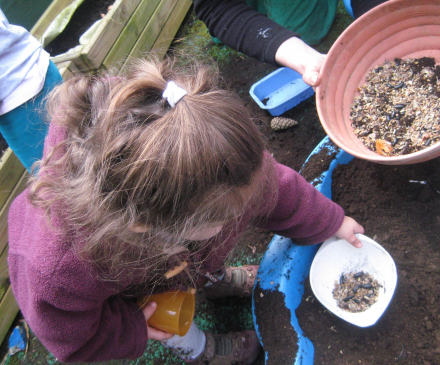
[139, 290, 195, 336]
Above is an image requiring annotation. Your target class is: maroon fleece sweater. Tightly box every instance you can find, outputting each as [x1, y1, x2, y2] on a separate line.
[8, 123, 344, 362]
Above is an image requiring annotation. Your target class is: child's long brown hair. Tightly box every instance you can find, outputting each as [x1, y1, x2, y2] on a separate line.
[29, 56, 273, 288]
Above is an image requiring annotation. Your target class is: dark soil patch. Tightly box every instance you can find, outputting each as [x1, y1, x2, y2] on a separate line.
[0, 134, 7, 156]
[254, 284, 298, 365]
[296, 157, 440, 365]
[45, 0, 115, 56]
[300, 141, 339, 184]
[218, 54, 327, 175]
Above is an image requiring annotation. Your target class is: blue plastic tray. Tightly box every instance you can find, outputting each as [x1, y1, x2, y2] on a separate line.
[252, 136, 353, 364]
[249, 67, 315, 116]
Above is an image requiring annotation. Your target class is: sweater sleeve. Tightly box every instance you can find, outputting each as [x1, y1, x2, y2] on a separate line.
[193, 0, 299, 65]
[8, 247, 148, 363]
[7, 192, 148, 362]
[255, 154, 345, 245]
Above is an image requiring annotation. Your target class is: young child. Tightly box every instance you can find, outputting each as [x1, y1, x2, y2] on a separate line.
[8, 56, 364, 365]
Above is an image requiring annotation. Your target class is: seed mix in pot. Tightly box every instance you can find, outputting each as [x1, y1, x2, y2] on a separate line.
[333, 271, 381, 313]
[350, 57, 440, 156]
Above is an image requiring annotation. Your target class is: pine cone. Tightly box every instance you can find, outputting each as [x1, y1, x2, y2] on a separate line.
[270, 117, 298, 131]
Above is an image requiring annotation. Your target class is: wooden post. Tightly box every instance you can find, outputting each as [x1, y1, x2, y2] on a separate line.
[56, 60, 80, 80]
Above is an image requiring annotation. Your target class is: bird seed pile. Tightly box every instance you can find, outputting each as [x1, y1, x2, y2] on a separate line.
[333, 271, 381, 313]
[350, 57, 440, 156]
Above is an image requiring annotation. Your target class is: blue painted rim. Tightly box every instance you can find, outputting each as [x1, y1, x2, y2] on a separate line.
[252, 136, 354, 364]
[343, 0, 355, 18]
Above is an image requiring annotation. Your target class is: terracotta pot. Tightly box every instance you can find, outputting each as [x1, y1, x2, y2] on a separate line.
[316, 0, 440, 164]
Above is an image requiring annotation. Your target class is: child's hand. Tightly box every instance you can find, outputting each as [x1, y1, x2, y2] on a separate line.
[142, 302, 174, 341]
[335, 216, 364, 248]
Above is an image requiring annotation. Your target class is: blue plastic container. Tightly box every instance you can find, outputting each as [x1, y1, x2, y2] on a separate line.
[249, 67, 315, 116]
[252, 136, 354, 364]
[343, 0, 355, 18]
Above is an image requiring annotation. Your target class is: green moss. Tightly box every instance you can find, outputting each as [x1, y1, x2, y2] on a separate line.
[195, 296, 254, 334]
[172, 16, 240, 67]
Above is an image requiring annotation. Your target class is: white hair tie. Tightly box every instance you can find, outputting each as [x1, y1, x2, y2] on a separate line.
[162, 81, 187, 108]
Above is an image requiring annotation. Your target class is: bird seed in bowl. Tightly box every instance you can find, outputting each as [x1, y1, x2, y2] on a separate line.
[350, 57, 440, 156]
[333, 271, 381, 313]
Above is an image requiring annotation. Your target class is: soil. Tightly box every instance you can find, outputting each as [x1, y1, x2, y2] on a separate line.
[3, 2, 440, 365]
[300, 144, 339, 186]
[296, 155, 440, 365]
[254, 285, 298, 365]
[44, 0, 115, 56]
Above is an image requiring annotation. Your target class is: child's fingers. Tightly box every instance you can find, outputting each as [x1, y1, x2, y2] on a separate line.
[148, 327, 174, 341]
[354, 222, 365, 235]
[347, 235, 362, 248]
[141, 302, 174, 340]
[352, 223, 364, 248]
[142, 301, 157, 320]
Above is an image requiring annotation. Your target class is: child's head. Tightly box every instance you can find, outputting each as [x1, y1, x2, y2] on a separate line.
[32, 56, 271, 280]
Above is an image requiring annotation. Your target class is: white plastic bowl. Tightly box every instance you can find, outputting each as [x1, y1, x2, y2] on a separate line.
[310, 234, 398, 327]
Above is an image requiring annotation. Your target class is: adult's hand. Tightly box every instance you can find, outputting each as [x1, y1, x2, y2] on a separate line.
[142, 302, 174, 341]
[275, 37, 326, 87]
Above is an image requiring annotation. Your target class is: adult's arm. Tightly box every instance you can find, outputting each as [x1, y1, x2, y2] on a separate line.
[193, 0, 298, 66]
[194, 0, 391, 86]
[193, 0, 325, 86]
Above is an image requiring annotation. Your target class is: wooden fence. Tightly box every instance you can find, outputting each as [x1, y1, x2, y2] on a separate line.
[31, 0, 192, 75]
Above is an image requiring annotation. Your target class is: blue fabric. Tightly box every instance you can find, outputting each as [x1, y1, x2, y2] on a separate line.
[244, 0, 339, 45]
[0, 60, 62, 172]
[0, 8, 44, 101]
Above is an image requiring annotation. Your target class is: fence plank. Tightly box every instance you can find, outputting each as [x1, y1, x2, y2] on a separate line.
[121, 0, 179, 70]
[151, 0, 192, 59]
[30, 0, 75, 39]
[0, 149, 26, 212]
[79, 0, 142, 71]
[0, 286, 19, 348]
[0, 171, 29, 255]
[102, 0, 162, 69]
[0, 244, 9, 304]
